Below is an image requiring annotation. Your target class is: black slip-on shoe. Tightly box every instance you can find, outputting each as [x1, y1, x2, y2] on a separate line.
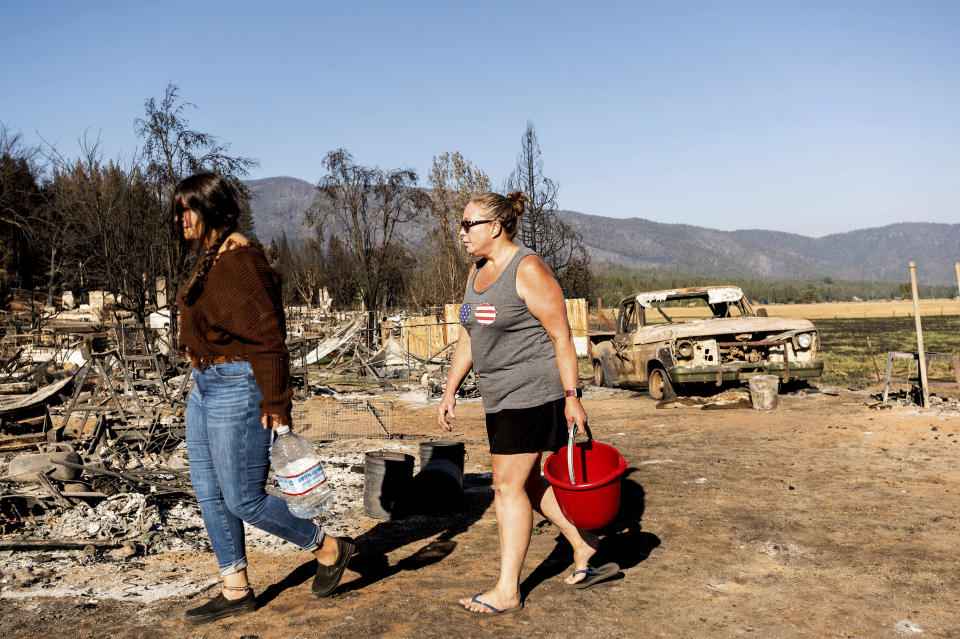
[312, 537, 355, 598]
[184, 589, 256, 624]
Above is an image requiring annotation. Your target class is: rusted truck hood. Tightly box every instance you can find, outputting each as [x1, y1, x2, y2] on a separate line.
[638, 317, 816, 345]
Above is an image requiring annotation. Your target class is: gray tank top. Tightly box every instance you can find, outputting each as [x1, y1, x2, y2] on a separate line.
[460, 245, 565, 412]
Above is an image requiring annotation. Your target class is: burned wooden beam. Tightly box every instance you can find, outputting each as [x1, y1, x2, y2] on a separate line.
[35, 471, 73, 509]
[0, 381, 34, 394]
[0, 347, 25, 377]
[0, 538, 124, 551]
[0, 433, 47, 453]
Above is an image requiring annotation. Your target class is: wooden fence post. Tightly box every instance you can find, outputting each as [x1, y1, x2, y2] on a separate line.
[909, 261, 930, 408]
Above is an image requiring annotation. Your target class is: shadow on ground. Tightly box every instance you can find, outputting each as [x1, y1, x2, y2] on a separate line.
[259, 466, 658, 606]
[257, 472, 494, 605]
[520, 468, 659, 596]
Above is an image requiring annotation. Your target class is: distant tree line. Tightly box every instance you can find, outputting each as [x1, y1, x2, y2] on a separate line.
[593, 263, 956, 306]
[264, 122, 592, 313]
[0, 83, 256, 336]
[2, 97, 591, 325]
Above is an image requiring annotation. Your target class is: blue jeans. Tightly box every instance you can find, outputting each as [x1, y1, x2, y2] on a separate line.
[186, 360, 322, 576]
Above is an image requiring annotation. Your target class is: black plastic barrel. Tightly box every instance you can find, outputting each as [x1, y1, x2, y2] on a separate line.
[363, 451, 414, 519]
[412, 441, 465, 512]
[418, 441, 465, 473]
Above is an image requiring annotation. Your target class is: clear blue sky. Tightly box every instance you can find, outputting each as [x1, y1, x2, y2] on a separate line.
[2, 1, 958, 236]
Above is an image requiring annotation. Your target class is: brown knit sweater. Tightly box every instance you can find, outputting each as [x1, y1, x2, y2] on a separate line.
[178, 245, 292, 423]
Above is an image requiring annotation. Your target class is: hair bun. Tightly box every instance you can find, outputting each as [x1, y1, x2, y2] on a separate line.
[506, 190, 529, 215]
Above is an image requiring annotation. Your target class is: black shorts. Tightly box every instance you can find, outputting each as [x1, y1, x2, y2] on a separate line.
[485, 398, 569, 455]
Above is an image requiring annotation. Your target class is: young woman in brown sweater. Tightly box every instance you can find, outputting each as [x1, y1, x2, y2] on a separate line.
[175, 173, 353, 624]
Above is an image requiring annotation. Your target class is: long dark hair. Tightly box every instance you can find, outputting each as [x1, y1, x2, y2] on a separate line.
[172, 173, 241, 305]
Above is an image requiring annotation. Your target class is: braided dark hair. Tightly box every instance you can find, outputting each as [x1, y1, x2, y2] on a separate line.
[172, 173, 241, 305]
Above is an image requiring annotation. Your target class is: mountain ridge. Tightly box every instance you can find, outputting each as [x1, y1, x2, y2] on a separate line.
[247, 176, 960, 285]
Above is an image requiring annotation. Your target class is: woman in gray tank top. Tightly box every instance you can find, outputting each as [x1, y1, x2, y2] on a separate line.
[437, 191, 620, 615]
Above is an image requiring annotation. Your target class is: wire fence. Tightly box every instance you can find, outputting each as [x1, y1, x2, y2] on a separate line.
[292, 398, 394, 439]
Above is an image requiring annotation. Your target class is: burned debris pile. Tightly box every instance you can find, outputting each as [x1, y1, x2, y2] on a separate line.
[286, 311, 475, 395]
[0, 319, 200, 559]
[0, 305, 472, 581]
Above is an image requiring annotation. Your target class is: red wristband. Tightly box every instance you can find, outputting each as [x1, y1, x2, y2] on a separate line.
[564, 388, 582, 398]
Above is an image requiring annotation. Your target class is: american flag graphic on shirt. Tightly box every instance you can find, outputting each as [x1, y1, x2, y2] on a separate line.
[475, 303, 497, 325]
[459, 303, 471, 325]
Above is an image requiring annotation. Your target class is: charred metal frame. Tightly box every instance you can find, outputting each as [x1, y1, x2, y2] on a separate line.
[882, 351, 960, 404]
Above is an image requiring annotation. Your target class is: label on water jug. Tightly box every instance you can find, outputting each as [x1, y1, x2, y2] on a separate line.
[276, 460, 327, 496]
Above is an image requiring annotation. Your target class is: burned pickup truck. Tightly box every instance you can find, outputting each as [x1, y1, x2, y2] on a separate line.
[588, 286, 823, 399]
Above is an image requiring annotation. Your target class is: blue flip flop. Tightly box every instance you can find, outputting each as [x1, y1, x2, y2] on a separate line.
[569, 562, 621, 589]
[461, 593, 525, 615]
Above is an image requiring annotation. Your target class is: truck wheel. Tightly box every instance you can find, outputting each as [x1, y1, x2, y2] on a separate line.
[592, 360, 607, 387]
[648, 366, 676, 401]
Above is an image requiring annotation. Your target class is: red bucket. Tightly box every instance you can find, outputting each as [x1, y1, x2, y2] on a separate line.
[544, 426, 627, 530]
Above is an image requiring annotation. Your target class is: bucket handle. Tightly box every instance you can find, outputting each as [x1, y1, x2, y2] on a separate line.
[566, 423, 593, 487]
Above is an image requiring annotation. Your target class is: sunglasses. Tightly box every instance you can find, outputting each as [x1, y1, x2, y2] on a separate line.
[460, 218, 496, 232]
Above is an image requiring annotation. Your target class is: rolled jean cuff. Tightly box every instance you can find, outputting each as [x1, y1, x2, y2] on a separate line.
[303, 526, 324, 552]
[219, 557, 248, 577]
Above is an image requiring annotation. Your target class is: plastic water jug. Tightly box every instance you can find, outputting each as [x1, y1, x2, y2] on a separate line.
[270, 425, 333, 518]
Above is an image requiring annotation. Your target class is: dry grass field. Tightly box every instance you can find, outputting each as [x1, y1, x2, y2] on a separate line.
[596, 298, 960, 326]
[814, 315, 960, 386]
[762, 298, 960, 319]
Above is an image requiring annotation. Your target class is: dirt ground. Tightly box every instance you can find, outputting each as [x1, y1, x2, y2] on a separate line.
[1, 384, 959, 638]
